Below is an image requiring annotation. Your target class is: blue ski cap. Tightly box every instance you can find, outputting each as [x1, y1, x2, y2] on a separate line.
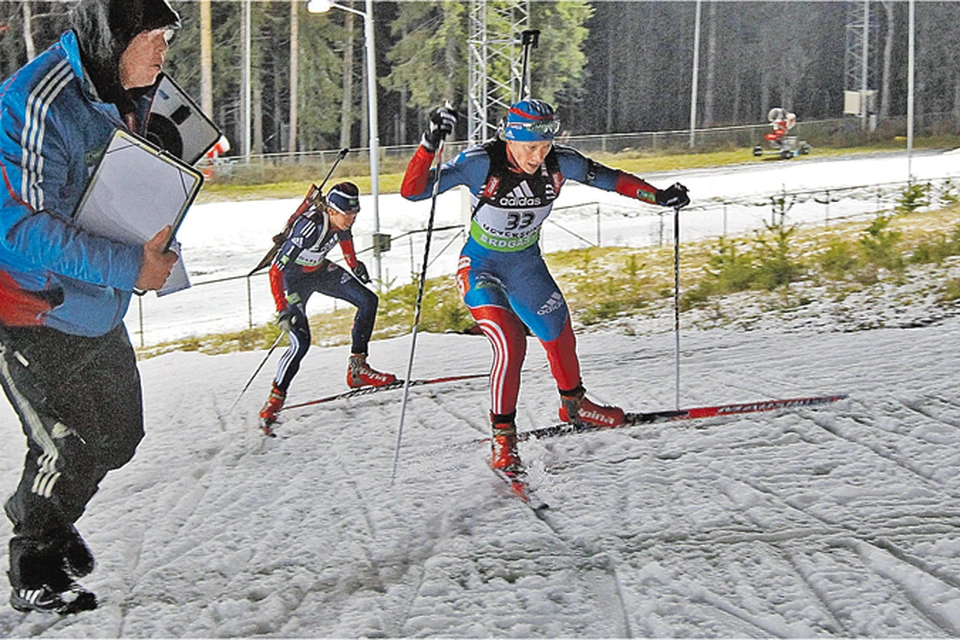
[326, 182, 361, 214]
[502, 99, 560, 142]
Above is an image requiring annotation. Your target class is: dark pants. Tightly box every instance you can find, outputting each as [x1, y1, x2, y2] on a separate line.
[273, 261, 378, 391]
[0, 323, 143, 589]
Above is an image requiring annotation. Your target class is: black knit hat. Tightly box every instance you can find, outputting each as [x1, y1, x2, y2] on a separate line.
[70, 0, 181, 109]
[111, 0, 181, 48]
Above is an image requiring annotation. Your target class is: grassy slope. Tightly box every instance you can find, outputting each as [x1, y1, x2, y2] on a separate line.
[139, 199, 960, 359]
[140, 141, 960, 358]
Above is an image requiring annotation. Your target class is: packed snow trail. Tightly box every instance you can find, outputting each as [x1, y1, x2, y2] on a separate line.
[1, 315, 959, 636]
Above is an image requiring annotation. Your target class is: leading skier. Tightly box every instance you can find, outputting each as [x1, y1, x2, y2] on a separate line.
[400, 100, 690, 476]
[259, 182, 397, 432]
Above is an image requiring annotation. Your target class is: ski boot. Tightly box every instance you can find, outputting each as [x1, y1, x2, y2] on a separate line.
[490, 412, 522, 477]
[559, 384, 626, 428]
[346, 354, 398, 388]
[259, 384, 286, 436]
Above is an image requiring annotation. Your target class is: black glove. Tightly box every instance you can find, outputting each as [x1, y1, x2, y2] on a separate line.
[655, 182, 690, 208]
[277, 309, 298, 333]
[352, 261, 371, 284]
[421, 104, 457, 152]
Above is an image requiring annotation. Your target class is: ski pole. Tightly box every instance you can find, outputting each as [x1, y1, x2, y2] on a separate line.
[519, 30, 540, 101]
[319, 147, 350, 192]
[673, 203, 681, 410]
[391, 137, 446, 484]
[227, 331, 284, 415]
[519, 30, 540, 100]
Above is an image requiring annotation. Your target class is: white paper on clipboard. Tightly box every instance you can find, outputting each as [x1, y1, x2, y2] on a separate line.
[73, 129, 202, 295]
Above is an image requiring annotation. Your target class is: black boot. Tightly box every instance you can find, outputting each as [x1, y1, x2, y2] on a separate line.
[7, 536, 96, 614]
[60, 527, 95, 579]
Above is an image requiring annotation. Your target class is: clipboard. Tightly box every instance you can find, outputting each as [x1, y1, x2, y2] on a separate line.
[73, 129, 203, 295]
[74, 128, 202, 251]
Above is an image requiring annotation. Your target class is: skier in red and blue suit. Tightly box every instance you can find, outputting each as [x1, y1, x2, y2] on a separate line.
[401, 100, 690, 475]
[259, 182, 397, 431]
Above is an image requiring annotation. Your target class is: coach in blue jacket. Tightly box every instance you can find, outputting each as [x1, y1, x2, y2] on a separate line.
[0, 0, 181, 613]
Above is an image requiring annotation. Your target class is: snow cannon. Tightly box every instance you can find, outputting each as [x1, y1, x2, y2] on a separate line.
[753, 108, 810, 160]
[200, 135, 231, 180]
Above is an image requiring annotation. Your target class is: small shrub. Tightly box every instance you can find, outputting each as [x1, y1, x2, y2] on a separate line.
[858, 215, 904, 272]
[769, 192, 797, 227]
[703, 237, 756, 294]
[817, 238, 858, 278]
[936, 179, 960, 207]
[753, 220, 804, 290]
[624, 254, 643, 278]
[580, 300, 623, 325]
[942, 277, 960, 302]
[896, 181, 930, 213]
[680, 282, 712, 310]
[909, 224, 960, 265]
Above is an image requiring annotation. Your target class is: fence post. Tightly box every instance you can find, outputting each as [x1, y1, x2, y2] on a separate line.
[409, 235, 415, 277]
[825, 189, 830, 225]
[137, 295, 144, 348]
[596, 204, 601, 247]
[248, 277, 254, 327]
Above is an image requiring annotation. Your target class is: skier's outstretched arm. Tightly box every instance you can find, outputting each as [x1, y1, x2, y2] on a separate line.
[555, 146, 690, 208]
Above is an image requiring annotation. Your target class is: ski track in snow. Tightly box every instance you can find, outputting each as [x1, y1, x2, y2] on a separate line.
[1, 317, 960, 636]
[2, 151, 960, 635]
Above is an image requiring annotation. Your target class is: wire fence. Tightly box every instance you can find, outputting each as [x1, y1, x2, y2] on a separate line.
[201, 112, 960, 183]
[129, 171, 959, 347]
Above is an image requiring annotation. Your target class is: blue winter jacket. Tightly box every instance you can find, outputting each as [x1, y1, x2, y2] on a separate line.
[0, 30, 144, 337]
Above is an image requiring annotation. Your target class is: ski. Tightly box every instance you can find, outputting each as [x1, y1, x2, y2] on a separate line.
[488, 462, 549, 511]
[279, 373, 489, 413]
[474, 393, 849, 444]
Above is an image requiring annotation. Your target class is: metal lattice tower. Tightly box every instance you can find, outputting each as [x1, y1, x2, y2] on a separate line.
[844, 0, 879, 93]
[467, 0, 529, 144]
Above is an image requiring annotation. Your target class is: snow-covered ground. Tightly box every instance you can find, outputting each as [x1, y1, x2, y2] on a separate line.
[1, 149, 959, 636]
[131, 149, 960, 345]
[1, 264, 960, 635]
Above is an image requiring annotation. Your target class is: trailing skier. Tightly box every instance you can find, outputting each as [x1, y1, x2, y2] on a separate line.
[259, 182, 396, 431]
[400, 100, 690, 477]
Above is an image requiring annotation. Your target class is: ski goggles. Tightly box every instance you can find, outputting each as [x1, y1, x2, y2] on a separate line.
[502, 118, 561, 141]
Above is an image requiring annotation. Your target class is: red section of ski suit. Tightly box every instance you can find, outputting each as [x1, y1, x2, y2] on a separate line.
[400, 146, 435, 199]
[339, 238, 359, 269]
[614, 172, 658, 204]
[463, 294, 581, 416]
[269, 263, 287, 311]
[0, 270, 50, 326]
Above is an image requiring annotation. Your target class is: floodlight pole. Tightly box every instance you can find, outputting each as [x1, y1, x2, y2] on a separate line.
[307, 0, 382, 284]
